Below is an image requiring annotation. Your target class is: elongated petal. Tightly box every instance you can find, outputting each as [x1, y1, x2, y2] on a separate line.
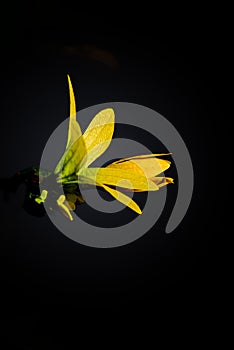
[102, 184, 142, 214]
[66, 75, 82, 149]
[81, 108, 115, 167]
[107, 156, 171, 177]
[77, 167, 159, 191]
[55, 75, 84, 175]
[112, 153, 171, 162]
[116, 177, 173, 192]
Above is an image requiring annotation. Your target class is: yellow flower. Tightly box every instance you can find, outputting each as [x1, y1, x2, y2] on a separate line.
[41, 76, 174, 220]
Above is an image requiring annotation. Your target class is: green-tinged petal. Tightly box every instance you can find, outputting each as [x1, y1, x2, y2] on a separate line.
[77, 167, 159, 191]
[102, 184, 142, 214]
[81, 108, 115, 167]
[55, 133, 87, 179]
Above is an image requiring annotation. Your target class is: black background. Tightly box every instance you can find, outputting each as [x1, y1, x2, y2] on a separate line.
[0, 3, 220, 348]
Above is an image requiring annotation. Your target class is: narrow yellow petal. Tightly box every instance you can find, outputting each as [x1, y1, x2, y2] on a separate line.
[102, 184, 142, 214]
[55, 75, 84, 176]
[112, 153, 172, 162]
[66, 75, 82, 149]
[67, 75, 76, 117]
[78, 167, 159, 191]
[102, 177, 174, 192]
